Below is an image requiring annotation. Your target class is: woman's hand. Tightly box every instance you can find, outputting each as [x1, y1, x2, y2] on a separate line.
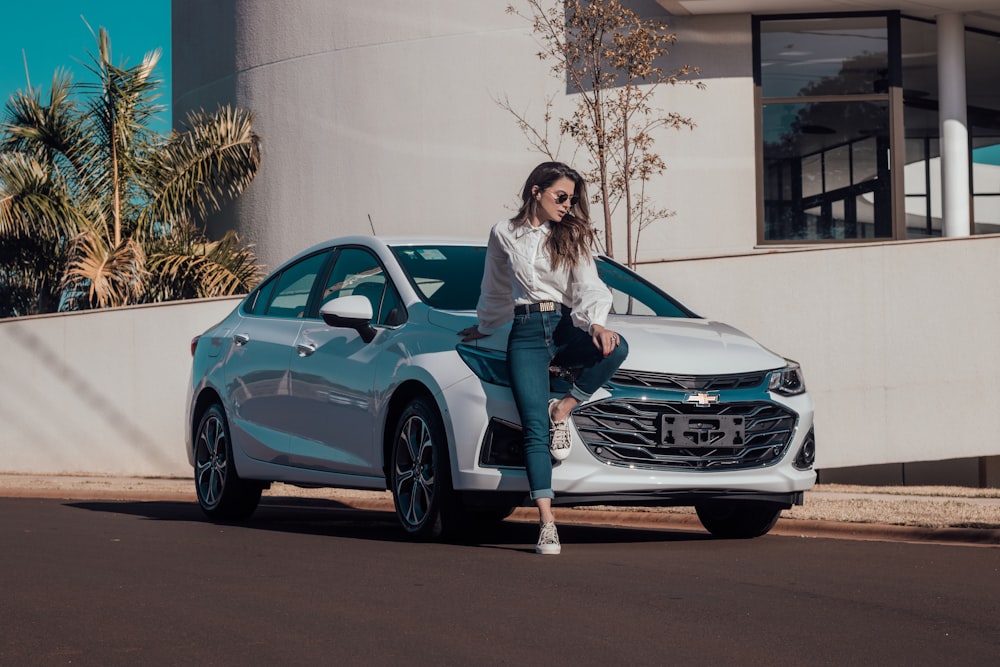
[458, 325, 488, 342]
[590, 324, 620, 357]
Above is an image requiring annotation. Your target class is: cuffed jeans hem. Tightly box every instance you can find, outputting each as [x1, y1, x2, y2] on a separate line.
[568, 383, 591, 403]
[530, 488, 555, 501]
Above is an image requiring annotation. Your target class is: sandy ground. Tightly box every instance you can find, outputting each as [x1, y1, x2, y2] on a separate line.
[2, 474, 998, 531]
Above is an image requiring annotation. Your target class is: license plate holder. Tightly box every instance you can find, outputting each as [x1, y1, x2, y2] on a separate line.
[660, 414, 746, 448]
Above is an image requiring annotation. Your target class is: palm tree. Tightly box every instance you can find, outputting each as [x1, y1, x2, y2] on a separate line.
[0, 28, 261, 317]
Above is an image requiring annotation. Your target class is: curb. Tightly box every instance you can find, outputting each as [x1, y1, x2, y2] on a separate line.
[3, 480, 998, 547]
[551, 508, 1000, 546]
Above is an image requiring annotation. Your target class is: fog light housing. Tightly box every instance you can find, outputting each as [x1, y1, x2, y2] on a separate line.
[793, 428, 816, 470]
[479, 418, 525, 468]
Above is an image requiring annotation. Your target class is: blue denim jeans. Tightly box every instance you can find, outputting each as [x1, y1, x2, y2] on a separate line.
[507, 307, 629, 500]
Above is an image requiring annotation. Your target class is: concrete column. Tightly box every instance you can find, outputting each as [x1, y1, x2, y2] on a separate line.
[937, 13, 971, 237]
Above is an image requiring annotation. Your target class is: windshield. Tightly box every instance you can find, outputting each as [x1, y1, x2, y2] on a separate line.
[390, 244, 696, 318]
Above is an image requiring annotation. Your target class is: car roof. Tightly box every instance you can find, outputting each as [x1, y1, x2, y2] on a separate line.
[285, 235, 483, 261]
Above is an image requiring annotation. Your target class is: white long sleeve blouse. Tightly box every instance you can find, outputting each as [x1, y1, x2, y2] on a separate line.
[476, 219, 613, 336]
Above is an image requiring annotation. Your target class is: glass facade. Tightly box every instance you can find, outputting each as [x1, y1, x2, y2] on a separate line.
[759, 17, 890, 98]
[756, 13, 1000, 243]
[758, 15, 893, 242]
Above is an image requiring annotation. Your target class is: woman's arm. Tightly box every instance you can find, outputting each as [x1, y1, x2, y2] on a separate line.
[570, 255, 619, 356]
[461, 224, 513, 340]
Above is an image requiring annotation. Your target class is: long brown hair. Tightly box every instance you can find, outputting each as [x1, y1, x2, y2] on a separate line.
[511, 161, 595, 270]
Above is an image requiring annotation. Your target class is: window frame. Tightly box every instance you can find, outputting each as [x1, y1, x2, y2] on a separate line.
[241, 249, 333, 319]
[311, 245, 407, 327]
[753, 11, 906, 245]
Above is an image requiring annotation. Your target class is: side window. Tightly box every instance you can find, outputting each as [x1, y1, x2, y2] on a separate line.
[245, 276, 277, 316]
[264, 251, 330, 318]
[380, 282, 405, 326]
[320, 248, 405, 326]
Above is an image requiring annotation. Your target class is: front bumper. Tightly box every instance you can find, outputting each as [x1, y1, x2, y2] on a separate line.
[440, 374, 816, 502]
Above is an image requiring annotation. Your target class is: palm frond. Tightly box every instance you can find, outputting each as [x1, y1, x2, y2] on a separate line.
[1, 71, 89, 184]
[78, 27, 163, 244]
[0, 152, 82, 238]
[0, 231, 70, 316]
[63, 224, 147, 308]
[146, 228, 261, 300]
[143, 106, 261, 228]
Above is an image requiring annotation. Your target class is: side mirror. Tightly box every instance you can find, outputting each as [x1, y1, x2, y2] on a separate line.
[320, 295, 377, 343]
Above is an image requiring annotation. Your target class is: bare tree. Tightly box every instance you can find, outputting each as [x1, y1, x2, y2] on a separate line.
[501, 0, 700, 266]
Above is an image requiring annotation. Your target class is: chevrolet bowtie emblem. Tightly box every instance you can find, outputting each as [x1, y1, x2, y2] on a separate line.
[685, 392, 720, 407]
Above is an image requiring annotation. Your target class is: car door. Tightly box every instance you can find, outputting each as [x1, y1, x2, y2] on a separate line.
[285, 246, 405, 476]
[224, 250, 332, 465]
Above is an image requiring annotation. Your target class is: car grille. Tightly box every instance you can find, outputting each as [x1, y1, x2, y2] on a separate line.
[610, 369, 768, 391]
[573, 399, 797, 471]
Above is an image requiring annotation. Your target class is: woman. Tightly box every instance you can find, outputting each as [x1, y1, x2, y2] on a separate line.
[459, 162, 628, 555]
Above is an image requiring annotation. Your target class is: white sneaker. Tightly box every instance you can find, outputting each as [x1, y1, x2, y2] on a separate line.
[536, 521, 561, 555]
[548, 398, 572, 461]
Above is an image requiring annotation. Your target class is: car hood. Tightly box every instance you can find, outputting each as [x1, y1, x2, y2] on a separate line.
[607, 316, 786, 375]
[429, 309, 787, 375]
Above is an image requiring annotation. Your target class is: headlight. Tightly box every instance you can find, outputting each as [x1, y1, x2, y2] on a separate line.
[768, 361, 806, 396]
[456, 344, 511, 387]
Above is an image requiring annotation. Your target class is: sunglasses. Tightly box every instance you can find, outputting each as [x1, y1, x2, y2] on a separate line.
[549, 191, 580, 206]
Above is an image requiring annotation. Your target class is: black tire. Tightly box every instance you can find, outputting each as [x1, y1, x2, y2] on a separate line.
[389, 396, 457, 540]
[695, 502, 783, 539]
[193, 403, 262, 520]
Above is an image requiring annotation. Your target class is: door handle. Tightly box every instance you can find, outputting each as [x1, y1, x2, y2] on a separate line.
[233, 333, 250, 346]
[296, 343, 317, 357]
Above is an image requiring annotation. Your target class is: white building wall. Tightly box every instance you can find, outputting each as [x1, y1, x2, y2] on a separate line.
[172, 1, 757, 269]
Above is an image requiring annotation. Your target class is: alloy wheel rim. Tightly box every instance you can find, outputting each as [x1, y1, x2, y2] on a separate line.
[393, 415, 435, 528]
[195, 414, 228, 507]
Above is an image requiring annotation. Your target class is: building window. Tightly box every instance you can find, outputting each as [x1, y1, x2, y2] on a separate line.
[756, 14, 896, 242]
[756, 13, 1000, 244]
[966, 28, 1000, 235]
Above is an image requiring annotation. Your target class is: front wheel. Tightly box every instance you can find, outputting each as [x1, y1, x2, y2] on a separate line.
[695, 502, 783, 539]
[389, 396, 457, 540]
[193, 404, 262, 520]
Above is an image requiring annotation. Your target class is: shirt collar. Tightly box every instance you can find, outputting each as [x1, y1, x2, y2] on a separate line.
[512, 220, 550, 240]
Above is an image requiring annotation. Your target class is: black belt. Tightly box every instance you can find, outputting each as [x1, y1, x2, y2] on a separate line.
[514, 301, 562, 315]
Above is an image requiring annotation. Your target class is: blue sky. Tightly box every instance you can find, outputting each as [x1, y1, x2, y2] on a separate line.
[0, 0, 171, 134]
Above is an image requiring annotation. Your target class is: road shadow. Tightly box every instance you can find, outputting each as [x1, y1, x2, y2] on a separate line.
[66, 496, 715, 549]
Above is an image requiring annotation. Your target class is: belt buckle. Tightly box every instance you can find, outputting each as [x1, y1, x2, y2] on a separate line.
[539, 301, 555, 312]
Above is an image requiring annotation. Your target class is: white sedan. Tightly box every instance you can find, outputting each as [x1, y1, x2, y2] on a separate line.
[187, 235, 815, 539]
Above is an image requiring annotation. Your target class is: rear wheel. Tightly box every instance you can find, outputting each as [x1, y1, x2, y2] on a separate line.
[695, 502, 783, 539]
[390, 396, 457, 539]
[194, 404, 262, 520]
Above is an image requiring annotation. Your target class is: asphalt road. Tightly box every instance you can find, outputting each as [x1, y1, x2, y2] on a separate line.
[2, 497, 998, 666]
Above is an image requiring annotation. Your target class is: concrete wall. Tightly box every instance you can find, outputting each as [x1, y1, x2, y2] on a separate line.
[0, 298, 240, 477]
[3, 234, 1000, 479]
[643, 234, 1000, 470]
